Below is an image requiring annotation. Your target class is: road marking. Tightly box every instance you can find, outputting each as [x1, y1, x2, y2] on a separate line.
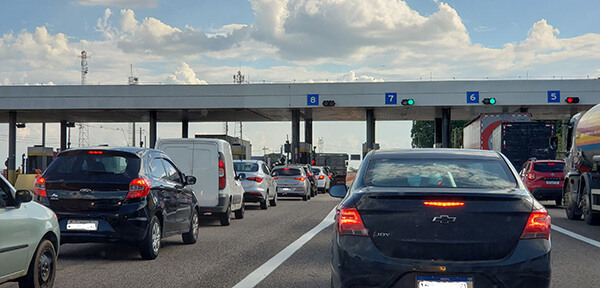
[232, 207, 337, 288]
[552, 225, 600, 249]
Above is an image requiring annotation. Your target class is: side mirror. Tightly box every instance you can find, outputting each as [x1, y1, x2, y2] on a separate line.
[238, 173, 247, 181]
[328, 185, 347, 198]
[549, 136, 558, 150]
[185, 176, 197, 186]
[16, 190, 33, 204]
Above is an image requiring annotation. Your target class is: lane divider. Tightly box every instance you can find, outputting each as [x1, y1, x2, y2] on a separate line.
[232, 207, 337, 288]
[552, 225, 600, 249]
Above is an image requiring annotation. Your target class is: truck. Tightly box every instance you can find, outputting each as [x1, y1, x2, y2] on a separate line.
[563, 103, 600, 225]
[463, 113, 531, 150]
[489, 122, 557, 170]
[195, 134, 252, 160]
[314, 153, 348, 185]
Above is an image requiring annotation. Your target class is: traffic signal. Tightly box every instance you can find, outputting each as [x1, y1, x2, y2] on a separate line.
[322, 100, 336, 107]
[401, 99, 415, 106]
[482, 98, 496, 105]
[565, 97, 580, 104]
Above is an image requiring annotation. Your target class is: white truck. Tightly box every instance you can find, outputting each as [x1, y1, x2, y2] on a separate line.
[155, 138, 245, 226]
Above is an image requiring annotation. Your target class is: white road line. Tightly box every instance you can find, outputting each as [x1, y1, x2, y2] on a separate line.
[552, 225, 600, 249]
[232, 207, 337, 288]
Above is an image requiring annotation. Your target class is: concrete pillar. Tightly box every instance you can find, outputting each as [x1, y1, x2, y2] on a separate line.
[366, 109, 375, 150]
[442, 108, 451, 148]
[291, 110, 300, 164]
[434, 117, 442, 148]
[305, 119, 313, 145]
[8, 112, 16, 184]
[60, 120, 68, 151]
[182, 110, 189, 138]
[149, 111, 157, 148]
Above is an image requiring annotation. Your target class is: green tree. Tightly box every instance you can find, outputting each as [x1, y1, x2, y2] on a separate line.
[411, 120, 468, 148]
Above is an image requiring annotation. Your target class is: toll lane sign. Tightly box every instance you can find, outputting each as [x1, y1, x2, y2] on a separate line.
[385, 93, 397, 105]
[548, 91, 560, 103]
[307, 94, 319, 106]
[467, 91, 479, 104]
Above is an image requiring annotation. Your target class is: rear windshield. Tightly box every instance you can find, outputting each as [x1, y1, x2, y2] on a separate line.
[272, 168, 302, 176]
[311, 168, 321, 174]
[363, 158, 517, 189]
[533, 162, 564, 173]
[234, 162, 259, 172]
[44, 151, 141, 183]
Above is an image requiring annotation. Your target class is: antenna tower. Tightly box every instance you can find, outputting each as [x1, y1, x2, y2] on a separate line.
[317, 137, 324, 153]
[233, 70, 245, 84]
[128, 64, 139, 85]
[80, 51, 89, 85]
[77, 123, 90, 147]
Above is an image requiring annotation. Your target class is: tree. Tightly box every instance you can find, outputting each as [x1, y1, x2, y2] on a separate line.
[411, 120, 468, 148]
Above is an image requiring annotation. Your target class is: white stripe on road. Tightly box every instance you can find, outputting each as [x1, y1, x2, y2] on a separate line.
[552, 225, 600, 249]
[232, 207, 337, 288]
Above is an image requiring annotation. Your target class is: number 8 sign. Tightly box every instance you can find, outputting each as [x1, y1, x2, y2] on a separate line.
[307, 94, 319, 106]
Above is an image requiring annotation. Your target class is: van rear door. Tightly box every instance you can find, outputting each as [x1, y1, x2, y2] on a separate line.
[157, 140, 219, 207]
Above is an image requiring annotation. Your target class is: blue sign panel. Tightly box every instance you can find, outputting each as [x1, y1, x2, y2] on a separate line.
[385, 93, 397, 105]
[467, 91, 479, 104]
[548, 91, 560, 103]
[307, 94, 319, 106]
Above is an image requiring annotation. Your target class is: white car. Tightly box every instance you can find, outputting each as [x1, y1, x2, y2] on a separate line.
[311, 166, 331, 193]
[0, 175, 60, 287]
[234, 160, 278, 209]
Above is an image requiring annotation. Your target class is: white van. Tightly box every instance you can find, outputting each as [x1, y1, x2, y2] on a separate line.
[155, 138, 245, 226]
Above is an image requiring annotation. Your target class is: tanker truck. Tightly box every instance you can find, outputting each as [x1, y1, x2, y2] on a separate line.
[563, 103, 600, 225]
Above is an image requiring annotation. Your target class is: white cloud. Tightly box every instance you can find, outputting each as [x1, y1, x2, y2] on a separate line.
[167, 62, 207, 84]
[72, 0, 158, 9]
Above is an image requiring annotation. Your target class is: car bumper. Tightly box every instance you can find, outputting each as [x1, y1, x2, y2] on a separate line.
[58, 202, 151, 243]
[244, 192, 266, 203]
[531, 188, 562, 200]
[198, 194, 230, 214]
[331, 233, 551, 288]
[277, 186, 306, 197]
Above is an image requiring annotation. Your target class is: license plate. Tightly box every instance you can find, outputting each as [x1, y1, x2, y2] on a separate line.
[66, 220, 98, 231]
[281, 187, 291, 191]
[416, 276, 473, 288]
[546, 181, 559, 185]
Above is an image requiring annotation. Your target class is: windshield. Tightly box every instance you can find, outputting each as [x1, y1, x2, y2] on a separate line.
[45, 151, 140, 183]
[272, 168, 302, 176]
[533, 162, 565, 173]
[363, 158, 517, 189]
[234, 162, 259, 172]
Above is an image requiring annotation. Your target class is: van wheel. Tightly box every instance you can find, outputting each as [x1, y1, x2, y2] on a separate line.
[219, 204, 232, 226]
[182, 209, 199, 244]
[139, 216, 161, 260]
[270, 193, 278, 207]
[18, 239, 56, 288]
[234, 201, 245, 219]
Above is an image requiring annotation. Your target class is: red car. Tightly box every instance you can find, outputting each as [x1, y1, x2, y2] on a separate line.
[519, 159, 565, 205]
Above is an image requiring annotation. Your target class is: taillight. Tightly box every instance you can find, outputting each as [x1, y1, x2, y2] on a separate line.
[247, 177, 263, 183]
[520, 208, 550, 240]
[294, 177, 305, 181]
[424, 201, 465, 207]
[273, 177, 278, 180]
[88, 151, 103, 154]
[337, 207, 368, 237]
[328, 175, 332, 179]
[127, 178, 151, 199]
[219, 157, 226, 189]
[319, 175, 325, 179]
[34, 177, 47, 197]
[527, 173, 536, 180]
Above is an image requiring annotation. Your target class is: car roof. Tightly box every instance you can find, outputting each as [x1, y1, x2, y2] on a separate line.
[370, 148, 502, 160]
[530, 159, 565, 163]
[57, 146, 158, 157]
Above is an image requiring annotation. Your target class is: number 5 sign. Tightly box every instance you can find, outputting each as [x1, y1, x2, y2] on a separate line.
[307, 94, 319, 106]
[548, 91, 560, 103]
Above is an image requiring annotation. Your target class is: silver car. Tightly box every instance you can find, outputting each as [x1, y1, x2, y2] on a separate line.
[0, 175, 60, 287]
[311, 166, 331, 193]
[272, 166, 311, 201]
[234, 160, 278, 209]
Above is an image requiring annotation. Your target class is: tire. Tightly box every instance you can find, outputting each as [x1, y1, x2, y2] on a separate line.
[18, 239, 56, 288]
[260, 193, 268, 210]
[219, 204, 232, 226]
[302, 194, 309, 201]
[583, 192, 600, 225]
[269, 192, 278, 207]
[182, 209, 199, 244]
[555, 198, 562, 206]
[565, 182, 582, 220]
[139, 215, 161, 260]
[234, 201, 245, 219]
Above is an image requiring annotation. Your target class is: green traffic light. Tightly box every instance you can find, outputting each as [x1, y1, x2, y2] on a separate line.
[489, 98, 496, 105]
[407, 99, 414, 105]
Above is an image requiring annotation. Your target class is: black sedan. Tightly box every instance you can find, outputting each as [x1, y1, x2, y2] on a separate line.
[329, 149, 551, 288]
[34, 147, 200, 260]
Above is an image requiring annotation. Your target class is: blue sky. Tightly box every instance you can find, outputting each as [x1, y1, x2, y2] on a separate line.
[1, 0, 599, 168]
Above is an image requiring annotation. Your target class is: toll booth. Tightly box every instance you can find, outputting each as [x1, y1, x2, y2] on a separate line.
[26, 146, 55, 174]
[362, 142, 380, 157]
[298, 142, 313, 164]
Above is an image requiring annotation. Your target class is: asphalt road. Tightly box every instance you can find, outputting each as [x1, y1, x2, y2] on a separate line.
[3, 198, 600, 288]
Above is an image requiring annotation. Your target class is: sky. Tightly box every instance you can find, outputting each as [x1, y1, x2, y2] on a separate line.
[1, 0, 599, 169]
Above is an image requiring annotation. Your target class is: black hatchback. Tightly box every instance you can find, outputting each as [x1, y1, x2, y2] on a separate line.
[34, 147, 200, 260]
[329, 149, 551, 288]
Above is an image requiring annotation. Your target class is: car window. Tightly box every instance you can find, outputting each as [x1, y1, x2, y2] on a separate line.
[0, 186, 8, 208]
[311, 168, 320, 174]
[364, 158, 517, 189]
[262, 164, 270, 174]
[234, 162, 259, 172]
[163, 159, 183, 183]
[44, 151, 141, 183]
[272, 168, 302, 176]
[533, 162, 565, 173]
[150, 158, 167, 179]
